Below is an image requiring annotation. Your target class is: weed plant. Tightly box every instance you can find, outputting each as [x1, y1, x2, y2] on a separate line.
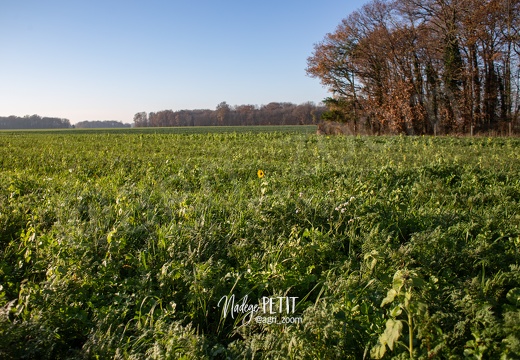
[0, 132, 519, 359]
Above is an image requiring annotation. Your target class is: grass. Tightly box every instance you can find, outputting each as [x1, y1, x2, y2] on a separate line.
[0, 130, 519, 359]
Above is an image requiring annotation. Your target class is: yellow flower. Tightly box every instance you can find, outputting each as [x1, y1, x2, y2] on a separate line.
[257, 169, 265, 178]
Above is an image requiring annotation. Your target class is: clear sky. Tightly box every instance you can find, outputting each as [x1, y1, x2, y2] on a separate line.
[0, 1, 367, 124]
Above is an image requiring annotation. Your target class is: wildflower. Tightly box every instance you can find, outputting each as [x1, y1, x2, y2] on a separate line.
[335, 197, 356, 213]
[257, 169, 265, 178]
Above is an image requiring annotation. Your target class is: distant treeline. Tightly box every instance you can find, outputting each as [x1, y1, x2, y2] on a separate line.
[75, 120, 131, 128]
[133, 102, 326, 127]
[0, 115, 71, 129]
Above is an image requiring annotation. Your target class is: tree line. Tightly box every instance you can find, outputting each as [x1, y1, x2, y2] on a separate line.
[75, 120, 131, 128]
[0, 115, 71, 129]
[133, 102, 325, 127]
[307, 0, 520, 135]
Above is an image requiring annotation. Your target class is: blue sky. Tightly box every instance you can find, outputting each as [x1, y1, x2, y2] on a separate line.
[0, 1, 367, 124]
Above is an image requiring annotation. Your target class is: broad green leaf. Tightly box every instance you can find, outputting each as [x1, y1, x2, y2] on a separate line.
[392, 272, 404, 292]
[370, 342, 387, 359]
[390, 305, 402, 317]
[381, 289, 397, 307]
[381, 319, 403, 351]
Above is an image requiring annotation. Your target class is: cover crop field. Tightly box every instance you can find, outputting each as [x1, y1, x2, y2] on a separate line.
[0, 129, 519, 359]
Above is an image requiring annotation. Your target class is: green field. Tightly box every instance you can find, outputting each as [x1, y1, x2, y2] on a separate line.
[0, 125, 318, 135]
[1, 130, 519, 359]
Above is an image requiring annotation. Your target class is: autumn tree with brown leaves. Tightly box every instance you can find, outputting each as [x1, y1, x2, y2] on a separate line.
[307, 0, 520, 135]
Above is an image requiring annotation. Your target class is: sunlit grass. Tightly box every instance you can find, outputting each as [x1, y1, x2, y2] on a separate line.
[0, 131, 519, 359]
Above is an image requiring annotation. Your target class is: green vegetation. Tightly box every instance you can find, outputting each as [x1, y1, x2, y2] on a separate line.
[0, 125, 317, 136]
[1, 130, 519, 359]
